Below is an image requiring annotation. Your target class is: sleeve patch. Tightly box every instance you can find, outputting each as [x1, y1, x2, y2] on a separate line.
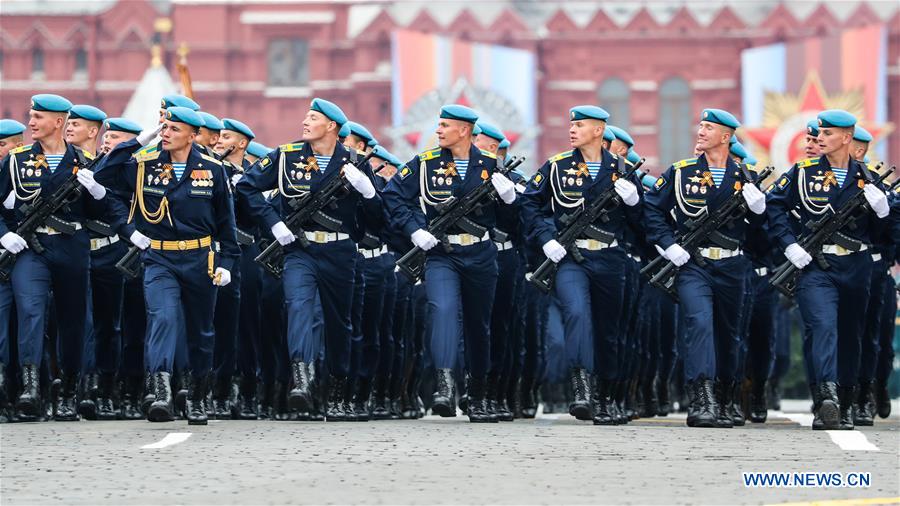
[530, 173, 544, 188]
[399, 165, 412, 180]
[776, 174, 791, 190]
[260, 157, 271, 168]
[653, 176, 666, 191]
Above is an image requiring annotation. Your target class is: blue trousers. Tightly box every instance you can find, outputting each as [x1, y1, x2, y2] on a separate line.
[489, 248, 520, 374]
[143, 249, 218, 374]
[544, 295, 566, 383]
[859, 260, 888, 382]
[236, 242, 263, 379]
[259, 269, 286, 384]
[523, 280, 549, 384]
[283, 240, 356, 377]
[0, 279, 13, 365]
[875, 272, 896, 382]
[11, 232, 89, 373]
[796, 253, 873, 385]
[747, 272, 776, 382]
[351, 252, 393, 380]
[377, 253, 397, 380]
[213, 250, 242, 382]
[676, 255, 747, 382]
[424, 242, 497, 377]
[120, 275, 146, 378]
[554, 247, 628, 379]
[88, 240, 127, 376]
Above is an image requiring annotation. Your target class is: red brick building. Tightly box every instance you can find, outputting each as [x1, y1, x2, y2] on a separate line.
[1, 0, 897, 171]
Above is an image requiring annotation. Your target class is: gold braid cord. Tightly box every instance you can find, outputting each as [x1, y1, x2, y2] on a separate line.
[130, 160, 173, 226]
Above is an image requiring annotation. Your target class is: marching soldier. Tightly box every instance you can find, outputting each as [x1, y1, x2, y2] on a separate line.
[97, 106, 238, 425]
[520, 105, 643, 425]
[236, 98, 381, 421]
[197, 112, 222, 154]
[766, 109, 889, 430]
[0, 94, 110, 421]
[644, 109, 767, 428]
[383, 105, 518, 423]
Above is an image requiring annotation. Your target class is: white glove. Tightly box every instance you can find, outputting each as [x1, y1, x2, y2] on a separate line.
[784, 243, 812, 269]
[863, 184, 889, 218]
[614, 178, 639, 207]
[654, 244, 668, 259]
[130, 231, 151, 250]
[76, 169, 106, 200]
[271, 221, 295, 246]
[342, 163, 376, 199]
[665, 243, 691, 267]
[742, 183, 766, 215]
[0, 232, 27, 254]
[137, 124, 163, 146]
[491, 172, 516, 204]
[542, 239, 567, 263]
[411, 229, 439, 251]
[230, 173, 243, 187]
[3, 191, 14, 210]
[213, 267, 231, 287]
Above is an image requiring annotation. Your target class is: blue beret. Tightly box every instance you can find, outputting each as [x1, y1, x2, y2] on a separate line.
[367, 138, 378, 148]
[570, 105, 609, 122]
[31, 94, 72, 113]
[729, 135, 737, 145]
[476, 121, 505, 142]
[701, 108, 740, 129]
[607, 125, 634, 147]
[729, 141, 748, 160]
[338, 123, 351, 139]
[69, 104, 107, 123]
[498, 138, 510, 150]
[165, 106, 204, 128]
[471, 124, 482, 136]
[440, 104, 478, 124]
[370, 145, 393, 162]
[345, 121, 374, 143]
[197, 112, 223, 131]
[806, 120, 820, 137]
[817, 109, 856, 129]
[602, 128, 615, 142]
[743, 156, 758, 166]
[853, 125, 872, 143]
[246, 141, 272, 159]
[310, 98, 348, 126]
[640, 173, 658, 189]
[222, 118, 255, 140]
[104, 117, 142, 135]
[0, 119, 26, 139]
[626, 149, 641, 165]
[161, 94, 200, 111]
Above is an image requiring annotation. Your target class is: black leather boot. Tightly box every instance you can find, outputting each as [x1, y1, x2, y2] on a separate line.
[353, 377, 371, 422]
[172, 371, 188, 418]
[272, 381, 291, 421]
[239, 375, 259, 420]
[342, 378, 359, 422]
[713, 379, 733, 428]
[77, 373, 99, 420]
[141, 373, 155, 416]
[686, 378, 717, 428]
[484, 373, 500, 422]
[187, 373, 209, 425]
[494, 374, 513, 422]
[96, 373, 118, 420]
[259, 382, 274, 420]
[614, 380, 629, 424]
[749, 379, 768, 423]
[838, 385, 856, 430]
[467, 376, 495, 423]
[812, 382, 839, 430]
[148, 372, 175, 422]
[853, 381, 874, 427]
[54, 372, 80, 421]
[288, 360, 312, 413]
[730, 381, 745, 426]
[371, 374, 390, 420]
[211, 375, 232, 420]
[592, 378, 616, 426]
[568, 368, 592, 421]
[656, 376, 671, 416]
[875, 379, 891, 419]
[639, 377, 658, 418]
[326, 375, 348, 422]
[431, 368, 456, 417]
[520, 377, 538, 419]
[16, 364, 41, 419]
[120, 376, 144, 420]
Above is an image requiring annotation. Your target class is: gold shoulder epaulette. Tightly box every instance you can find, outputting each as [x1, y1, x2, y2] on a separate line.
[419, 147, 442, 161]
[548, 150, 573, 163]
[10, 144, 32, 155]
[81, 148, 95, 160]
[479, 149, 497, 159]
[133, 145, 160, 162]
[673, 158, 698, 169]
[200, 153, 222, 165]
[279, 142, 304, 153]
[797, 157, 819, 168]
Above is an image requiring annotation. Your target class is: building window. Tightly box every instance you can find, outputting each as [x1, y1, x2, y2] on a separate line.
[74, 48, 88, 79]
[658, 77, 693, 167]
[267, 39, 309, 87]
[598, 78, 630, 130]
[31, 47, 44, 78]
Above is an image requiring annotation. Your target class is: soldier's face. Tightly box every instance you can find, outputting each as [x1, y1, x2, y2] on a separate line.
[696, 121, 730, 151]
[804, 134, 821, 158]
[303, 111, 334, 141]
[342, 134, 367, 152]
[195, 127, 218, 148]
[65, 119, 98, 146]
[817, 127, 852, 157]
[850, 140, 868, 162]
[101, 131, 136, 154]
[569, 120, 604, 149]
[28, 110, 66, 141]
[436, 119, 469, 148]
[0, 135, 24, 159]
[474, 134, 498, 154]
[610, 139, 629, 157]
[160, 120, 196, 151]
[216, 130, 247, 155]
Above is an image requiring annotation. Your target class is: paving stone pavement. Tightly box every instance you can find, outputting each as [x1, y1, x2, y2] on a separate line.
[1, 410, 898, 505]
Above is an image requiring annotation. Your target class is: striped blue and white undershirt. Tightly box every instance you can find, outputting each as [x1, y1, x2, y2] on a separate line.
[45, 154, 64, 173]
[708, 167, 726, 186]
[172, 162, 187, 180]
[585, 161, 602, 179]
[314, 155, 331, 169]
[831, 167, 847, 186]
[454, 159, 469, 179]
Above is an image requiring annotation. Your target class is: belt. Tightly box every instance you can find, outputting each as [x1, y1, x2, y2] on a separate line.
[360, 245, 387, 259]
[699, 247, 741, 260]
[755, 267, 768, 277]
[90, 235, 120, 252]
[822, 244, 868, 256]
[872, 253, 882, 262]
[35, 222, 83, 235]
[574, 238, 618, 251]
[149, 236, 212, 251]
[304, 231, 350, 244]
[494, 241, 514, 251]
[446, 232, 489, 246]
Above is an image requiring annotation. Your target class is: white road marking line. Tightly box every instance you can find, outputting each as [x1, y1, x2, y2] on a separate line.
[779, 411, 812, 427]
[141, 432, 192, 449]
[825, 431, 880, 451]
